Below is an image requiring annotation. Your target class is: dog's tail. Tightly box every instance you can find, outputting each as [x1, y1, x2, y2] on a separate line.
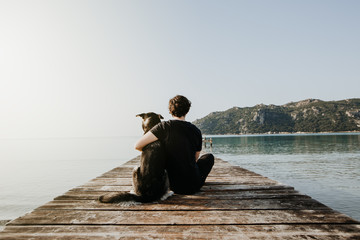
[98, 191, 143, 203]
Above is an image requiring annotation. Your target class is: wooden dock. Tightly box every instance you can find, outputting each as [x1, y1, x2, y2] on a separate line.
[1, 156, 359, 239]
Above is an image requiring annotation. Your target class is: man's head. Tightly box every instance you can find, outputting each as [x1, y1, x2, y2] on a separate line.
[168, 95, 191, 118]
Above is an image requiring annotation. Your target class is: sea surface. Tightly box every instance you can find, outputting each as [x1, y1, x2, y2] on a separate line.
[0, 133, 359, 229]
[204, 133, 360, 222]
[0, 136, 139, 227]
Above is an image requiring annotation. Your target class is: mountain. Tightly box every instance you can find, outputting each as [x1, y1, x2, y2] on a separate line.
[193, 98, 360, 134]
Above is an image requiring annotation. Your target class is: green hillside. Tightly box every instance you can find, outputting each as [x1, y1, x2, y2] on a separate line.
[193, 99, 360, 134]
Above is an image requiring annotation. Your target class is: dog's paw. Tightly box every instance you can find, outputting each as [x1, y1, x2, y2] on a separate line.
[160, 191, 174, 201]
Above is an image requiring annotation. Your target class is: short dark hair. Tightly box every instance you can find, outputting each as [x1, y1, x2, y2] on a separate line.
[169, 95, 191, 117]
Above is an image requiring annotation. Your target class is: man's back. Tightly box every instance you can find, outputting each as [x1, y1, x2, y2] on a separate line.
[151, 120, 202, 194]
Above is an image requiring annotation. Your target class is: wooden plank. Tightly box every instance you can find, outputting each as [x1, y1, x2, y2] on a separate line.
[9, 209, 358, 226]
[83, 176, 280, 186]
[97, 170, 263, 178]
[2, 225, 360, 240]
[99, 165, 268, 178]
[37, 198, 330, 211]
[54, 189, 305, 201]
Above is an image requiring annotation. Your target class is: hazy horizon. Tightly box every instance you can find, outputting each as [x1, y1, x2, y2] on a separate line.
[1, 0, 359, 138]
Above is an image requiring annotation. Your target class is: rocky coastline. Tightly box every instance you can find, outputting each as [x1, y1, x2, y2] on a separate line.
[194, 98, 360, 135]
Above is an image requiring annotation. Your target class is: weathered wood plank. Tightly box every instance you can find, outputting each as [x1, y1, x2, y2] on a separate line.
[2, 224, 360, 240]
[54, 189, 305, 201]
[9, 209, 358, 226]
[83, 176, 280, 186]
[37, 198, 330, 211]
[97, 170, 265, 178]
[99, 165, 268, 178]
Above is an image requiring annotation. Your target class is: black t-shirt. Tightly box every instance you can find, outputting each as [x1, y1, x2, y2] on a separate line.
[151, 120, 202, 194]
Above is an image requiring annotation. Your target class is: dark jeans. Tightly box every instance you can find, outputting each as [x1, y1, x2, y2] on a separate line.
[169, 153, 215, 194]
[197, 153, 215, 187]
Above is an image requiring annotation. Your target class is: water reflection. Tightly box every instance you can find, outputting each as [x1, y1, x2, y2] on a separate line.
[205, 133, 360, 221]
[208, 133, 360, 155]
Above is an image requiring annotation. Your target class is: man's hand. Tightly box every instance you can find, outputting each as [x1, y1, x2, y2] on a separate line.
[195, 151, 200, 161]
[134, 131, 158, 151]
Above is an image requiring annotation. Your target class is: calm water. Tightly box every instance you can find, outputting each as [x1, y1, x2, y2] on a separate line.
[0, 133, 359, 227]
[204, 133, 360, 221]
[0, 137, 138, 224]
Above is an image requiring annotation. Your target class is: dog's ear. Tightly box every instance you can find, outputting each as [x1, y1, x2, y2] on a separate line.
[158, 114, 164, 119]
[136, 113, 146, 119]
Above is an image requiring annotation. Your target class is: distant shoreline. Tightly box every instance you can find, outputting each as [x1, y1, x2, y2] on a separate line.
[203, 131, 360, 137]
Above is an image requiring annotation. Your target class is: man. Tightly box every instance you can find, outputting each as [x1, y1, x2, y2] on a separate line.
[135, 95, 214, 194]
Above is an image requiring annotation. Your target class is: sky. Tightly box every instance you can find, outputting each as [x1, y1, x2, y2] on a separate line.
[0, 0, 359, 138]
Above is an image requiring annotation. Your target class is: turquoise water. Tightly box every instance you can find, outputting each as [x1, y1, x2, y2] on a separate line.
[0, 133, 359, 225]
[203, 133, 360, 221]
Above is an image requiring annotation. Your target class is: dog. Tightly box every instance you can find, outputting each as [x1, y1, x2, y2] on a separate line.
[99, 112, 170, 203]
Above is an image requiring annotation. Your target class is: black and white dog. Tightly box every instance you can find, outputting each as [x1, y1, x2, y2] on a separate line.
[99, 112, 170, 203]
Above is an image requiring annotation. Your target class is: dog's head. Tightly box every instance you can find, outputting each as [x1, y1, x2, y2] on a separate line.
[136, 112, 164, 133]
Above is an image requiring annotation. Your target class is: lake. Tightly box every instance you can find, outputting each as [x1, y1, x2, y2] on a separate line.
[0, 133, 359, 227]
